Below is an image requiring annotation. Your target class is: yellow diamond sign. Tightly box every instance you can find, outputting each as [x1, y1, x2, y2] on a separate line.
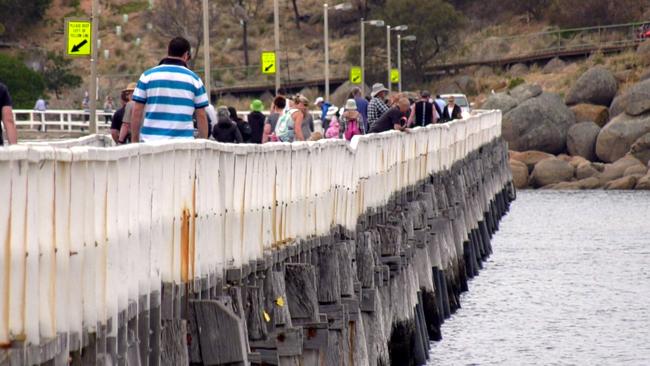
[391, 68, 400, 84]
[350, 67, 362, 84]
[65, 19, 92, 57]
[261, 51, 276, 74]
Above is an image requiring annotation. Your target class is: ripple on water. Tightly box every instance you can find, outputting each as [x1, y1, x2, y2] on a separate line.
[428, 190, 650, 366]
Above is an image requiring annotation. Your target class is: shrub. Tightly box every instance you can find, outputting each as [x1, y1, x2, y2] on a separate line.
[0, 54, 46, 108]
[508, 77, 525, 90]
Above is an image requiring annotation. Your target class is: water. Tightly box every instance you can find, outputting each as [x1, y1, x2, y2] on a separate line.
[428, 190, 650, 366]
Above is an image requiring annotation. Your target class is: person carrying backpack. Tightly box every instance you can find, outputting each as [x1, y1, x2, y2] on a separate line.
[275, 94, 309, 142]
[340, 99, 362, 140]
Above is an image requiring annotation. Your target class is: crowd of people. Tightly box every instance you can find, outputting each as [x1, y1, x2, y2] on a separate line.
[0, 36, 463, 146]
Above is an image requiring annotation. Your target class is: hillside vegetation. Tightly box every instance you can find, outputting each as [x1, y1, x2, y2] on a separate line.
[0, 0, 648, 108]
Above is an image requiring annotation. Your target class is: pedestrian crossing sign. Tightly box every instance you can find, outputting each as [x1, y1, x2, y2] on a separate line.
[350, 67, 362, 84]
[65, 19, 92, 57]
[391, 69, 400, 84]
[261, 51, 276, 74]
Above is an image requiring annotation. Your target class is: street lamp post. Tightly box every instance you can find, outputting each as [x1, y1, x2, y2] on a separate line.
[202, 0, 211, 100]
[273, 0, 280, 94]
[89, 0, 99, 133]
[388, 25, 408, 90]
[324, 3, 352, 101]
[360, 19, 384, 97]
[397, 35, 416, 92]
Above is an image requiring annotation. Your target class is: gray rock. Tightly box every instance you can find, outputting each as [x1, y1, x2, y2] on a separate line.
[636, 40, 650, 66]
[565, 66, 618, 106]
[567, 122, 600, 161]
[630, 132, 650, 165]
[454, 75, 478, 96]
[542, 57, 566, 74]
[508, 83, 542, 104]
[475, 66, 495, 78]
[482, 93, 518, 113]
[502, 93, 576, 154]
[595, 113, 650, 163]
[529, 158, 575, 188]
[609, 79, 650, 118]
[508, 63, 528, 77]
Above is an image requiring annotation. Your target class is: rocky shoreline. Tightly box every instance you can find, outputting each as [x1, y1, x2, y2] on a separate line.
[484, 59, 650, 190]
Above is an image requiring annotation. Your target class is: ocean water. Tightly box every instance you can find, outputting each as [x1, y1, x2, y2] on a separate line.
[428, 190, 650, 366]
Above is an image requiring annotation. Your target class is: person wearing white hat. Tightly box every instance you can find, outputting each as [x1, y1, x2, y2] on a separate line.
[367, 83, 390, 130]
[341, 99, 363, 140]
[314, 96, 331, 128]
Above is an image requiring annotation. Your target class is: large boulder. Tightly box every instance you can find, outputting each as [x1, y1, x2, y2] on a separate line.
[508, 63, 528, 77]
[529, 158, 575, 188]
[509, 150, 554, 172]
[598, 155, 645, 182]
[455, 76, 478, 96]
[508, 83, 542, 104]
[510, 159, 529, 189]
[630, 132, 650, 165]
[570, 104, 609, 127]
[636, 40, 650, 66]
[635, 174, 650, 189]
[595, 113, 650, 163]
[502, 93, 576, 154]
[609, 79, 650, 118]
[482, 93, 518, 113]
[604, 175, 640, 190]
[542, 57, 566, 74]
[566, 122, 600, 161]
[565, 66, 618, 106]
[576, 162, 600, 180]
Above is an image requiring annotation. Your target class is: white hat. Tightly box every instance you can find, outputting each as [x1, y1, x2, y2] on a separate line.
[370, 83, 389, 98]
[344, 99, 357, 111]
[326, 105, 339, 117]
[314, 97, 324, 106]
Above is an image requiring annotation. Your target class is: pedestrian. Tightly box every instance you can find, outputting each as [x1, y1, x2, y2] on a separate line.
[340, 99, 362, 140]
[434, 94, 447, 112]
[408, 90, 439, 127]
[205, 103, 217, 139]
[130, 37, 209, 142]
[34, 96, 47, 131]
[82, 91, 90, 123]
[118, 83, 141, 144]
[367, 83, 390, 130]
[350, 87, 368, 131]
[103, 95, 114, 124]
[368, 97, 410, 134]
[110, 82, 135, 144]
[212, 106, 243, 143]
[275, 94, 309, 142]
[314, 96, 331, 126]
[0, 82, 18, 145]
[228, 106, 251, 143]
[324, 106, 340, 139]
[263, 95, 286, 143]
[302, 105, 314, 141]
[440, 96, 462, 122]
[247, 99, 265, 144]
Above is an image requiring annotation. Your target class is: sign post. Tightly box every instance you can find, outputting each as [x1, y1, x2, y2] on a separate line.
[391, 68, 400, 85]
[350, 67, 362, 84]
[261, 51, 277, 75]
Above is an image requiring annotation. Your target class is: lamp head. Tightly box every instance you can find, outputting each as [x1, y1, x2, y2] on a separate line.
[393, 25, 408, 32]
[367, 20, 385, 27]
[402, 35, 417, 41]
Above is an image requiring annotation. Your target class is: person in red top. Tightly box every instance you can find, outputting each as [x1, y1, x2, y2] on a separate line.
[0, 82, 17, 145]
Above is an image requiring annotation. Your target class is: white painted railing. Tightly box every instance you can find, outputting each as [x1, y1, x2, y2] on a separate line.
[0, 110, 502, 349]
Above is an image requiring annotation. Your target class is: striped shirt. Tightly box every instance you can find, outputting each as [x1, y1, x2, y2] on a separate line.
[132, 58, 209, 141]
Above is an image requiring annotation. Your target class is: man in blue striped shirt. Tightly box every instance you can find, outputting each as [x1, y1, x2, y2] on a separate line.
[131, 37, 209, 142]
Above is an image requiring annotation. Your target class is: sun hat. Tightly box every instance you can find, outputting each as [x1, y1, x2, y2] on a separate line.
[314, 96, 324, 106]
[122, 82, 137, 92]
[344, 99, 357, 111]
[370, 83, 389, 98]
[326, 105, 339, 117]
[250, 99, 264, 112]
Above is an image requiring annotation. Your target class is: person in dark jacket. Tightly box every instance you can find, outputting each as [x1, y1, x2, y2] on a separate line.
[247, 99, 266, 144]
[213, 107, 243, 143]
[440, 96, 463, 122]
[408, 90, 439, 127]
[228, 106, 252, 142]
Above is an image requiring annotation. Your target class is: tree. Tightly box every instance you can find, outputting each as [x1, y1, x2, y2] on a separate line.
[0, 0, 51, 38]
[42, 52, 82, 99]
[546, 0, 643, 28]
[152, 0, 220, 67]
[0, 54, 45, 108]
[376, 0, 464, 76]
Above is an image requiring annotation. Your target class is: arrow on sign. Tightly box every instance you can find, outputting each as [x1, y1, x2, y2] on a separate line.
[352, 76, 360, 82]
[71, 39, 88, 53]
[264, 63, 274, 72]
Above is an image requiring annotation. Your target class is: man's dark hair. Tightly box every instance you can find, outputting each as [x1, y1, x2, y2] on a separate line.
[273, 95, 286, 109]
[168, 37, 191, 58]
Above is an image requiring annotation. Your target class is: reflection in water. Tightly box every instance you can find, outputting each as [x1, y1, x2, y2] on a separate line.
[428, 191, 650, 366]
